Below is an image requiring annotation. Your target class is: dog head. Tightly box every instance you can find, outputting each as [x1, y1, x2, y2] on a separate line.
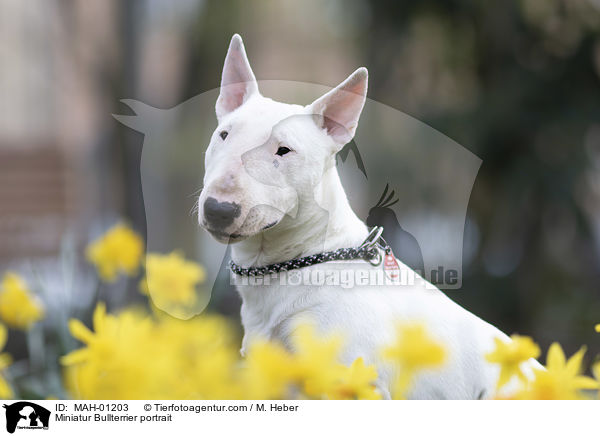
[198, 34, 368, 243]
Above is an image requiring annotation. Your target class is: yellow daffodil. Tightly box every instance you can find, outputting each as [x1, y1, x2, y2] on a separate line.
[516, 343, 598, 399]
[485, 335, 540, 389]
[0, 324, 13, 398]
[62, 303, 239, 399]
[154, 314, 240, 399]
[0, 272, 44, 330]
[62, 303, 157, 399]
[241, 340, 298, 399]
[290, 323, 345, 398]
[139, 251, 206, 318]
[382, 323, 446, 399]
[86, 224, 144, 282]
[241, 326, 380, 400]
[326, 358, 381, 400]
[595, 324, 600, 333]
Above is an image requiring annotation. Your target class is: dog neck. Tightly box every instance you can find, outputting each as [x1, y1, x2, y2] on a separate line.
[230, 165, 368, 267]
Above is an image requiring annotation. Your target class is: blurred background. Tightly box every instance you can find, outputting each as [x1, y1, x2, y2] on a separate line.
[1, 0, 600, 380]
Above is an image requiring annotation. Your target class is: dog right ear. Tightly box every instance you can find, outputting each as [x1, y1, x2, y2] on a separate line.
[216, 34, 259, 120]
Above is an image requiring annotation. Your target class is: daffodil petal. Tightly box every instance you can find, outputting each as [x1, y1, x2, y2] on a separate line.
[565, 346, 587, 377]
[573, 375, 598, 390]
[61, 349, 90, 366]
[546, 343, 566, 370]
[68, 320, 94, 343]
[93, 303, 107, 333]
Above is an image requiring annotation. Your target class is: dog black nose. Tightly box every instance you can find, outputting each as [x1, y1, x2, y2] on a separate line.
[203, 197, 241, 230]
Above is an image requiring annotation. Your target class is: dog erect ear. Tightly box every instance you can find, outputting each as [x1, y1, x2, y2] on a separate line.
[216, 34, 259, 120]
[308, 67, 368, 147]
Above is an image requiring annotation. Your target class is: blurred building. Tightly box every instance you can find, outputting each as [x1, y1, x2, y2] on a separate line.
[0, 0, 123, 260]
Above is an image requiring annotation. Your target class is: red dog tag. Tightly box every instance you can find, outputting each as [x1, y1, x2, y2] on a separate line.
[384, 250, 400, 284]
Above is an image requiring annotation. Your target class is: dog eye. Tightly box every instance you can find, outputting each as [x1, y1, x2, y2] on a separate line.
[276, 146, 291, 156]
[219, 131, 228, 140]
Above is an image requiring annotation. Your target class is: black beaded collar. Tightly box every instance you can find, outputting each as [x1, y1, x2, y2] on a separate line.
[229, 226, 389, 277]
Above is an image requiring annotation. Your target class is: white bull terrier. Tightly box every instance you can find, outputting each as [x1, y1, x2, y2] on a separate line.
[198, 34, 540, 399]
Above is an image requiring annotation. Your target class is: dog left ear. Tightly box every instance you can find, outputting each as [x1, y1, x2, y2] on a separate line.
[308, 67, 368, 147]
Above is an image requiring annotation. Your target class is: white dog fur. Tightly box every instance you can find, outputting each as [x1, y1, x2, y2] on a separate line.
[198, 34, 540, 399]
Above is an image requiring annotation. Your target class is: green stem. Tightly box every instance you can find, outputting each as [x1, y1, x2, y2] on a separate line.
[27, 324, 44, 374]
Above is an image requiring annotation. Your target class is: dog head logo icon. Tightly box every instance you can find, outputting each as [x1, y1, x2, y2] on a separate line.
[3, 402, 50, 433]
